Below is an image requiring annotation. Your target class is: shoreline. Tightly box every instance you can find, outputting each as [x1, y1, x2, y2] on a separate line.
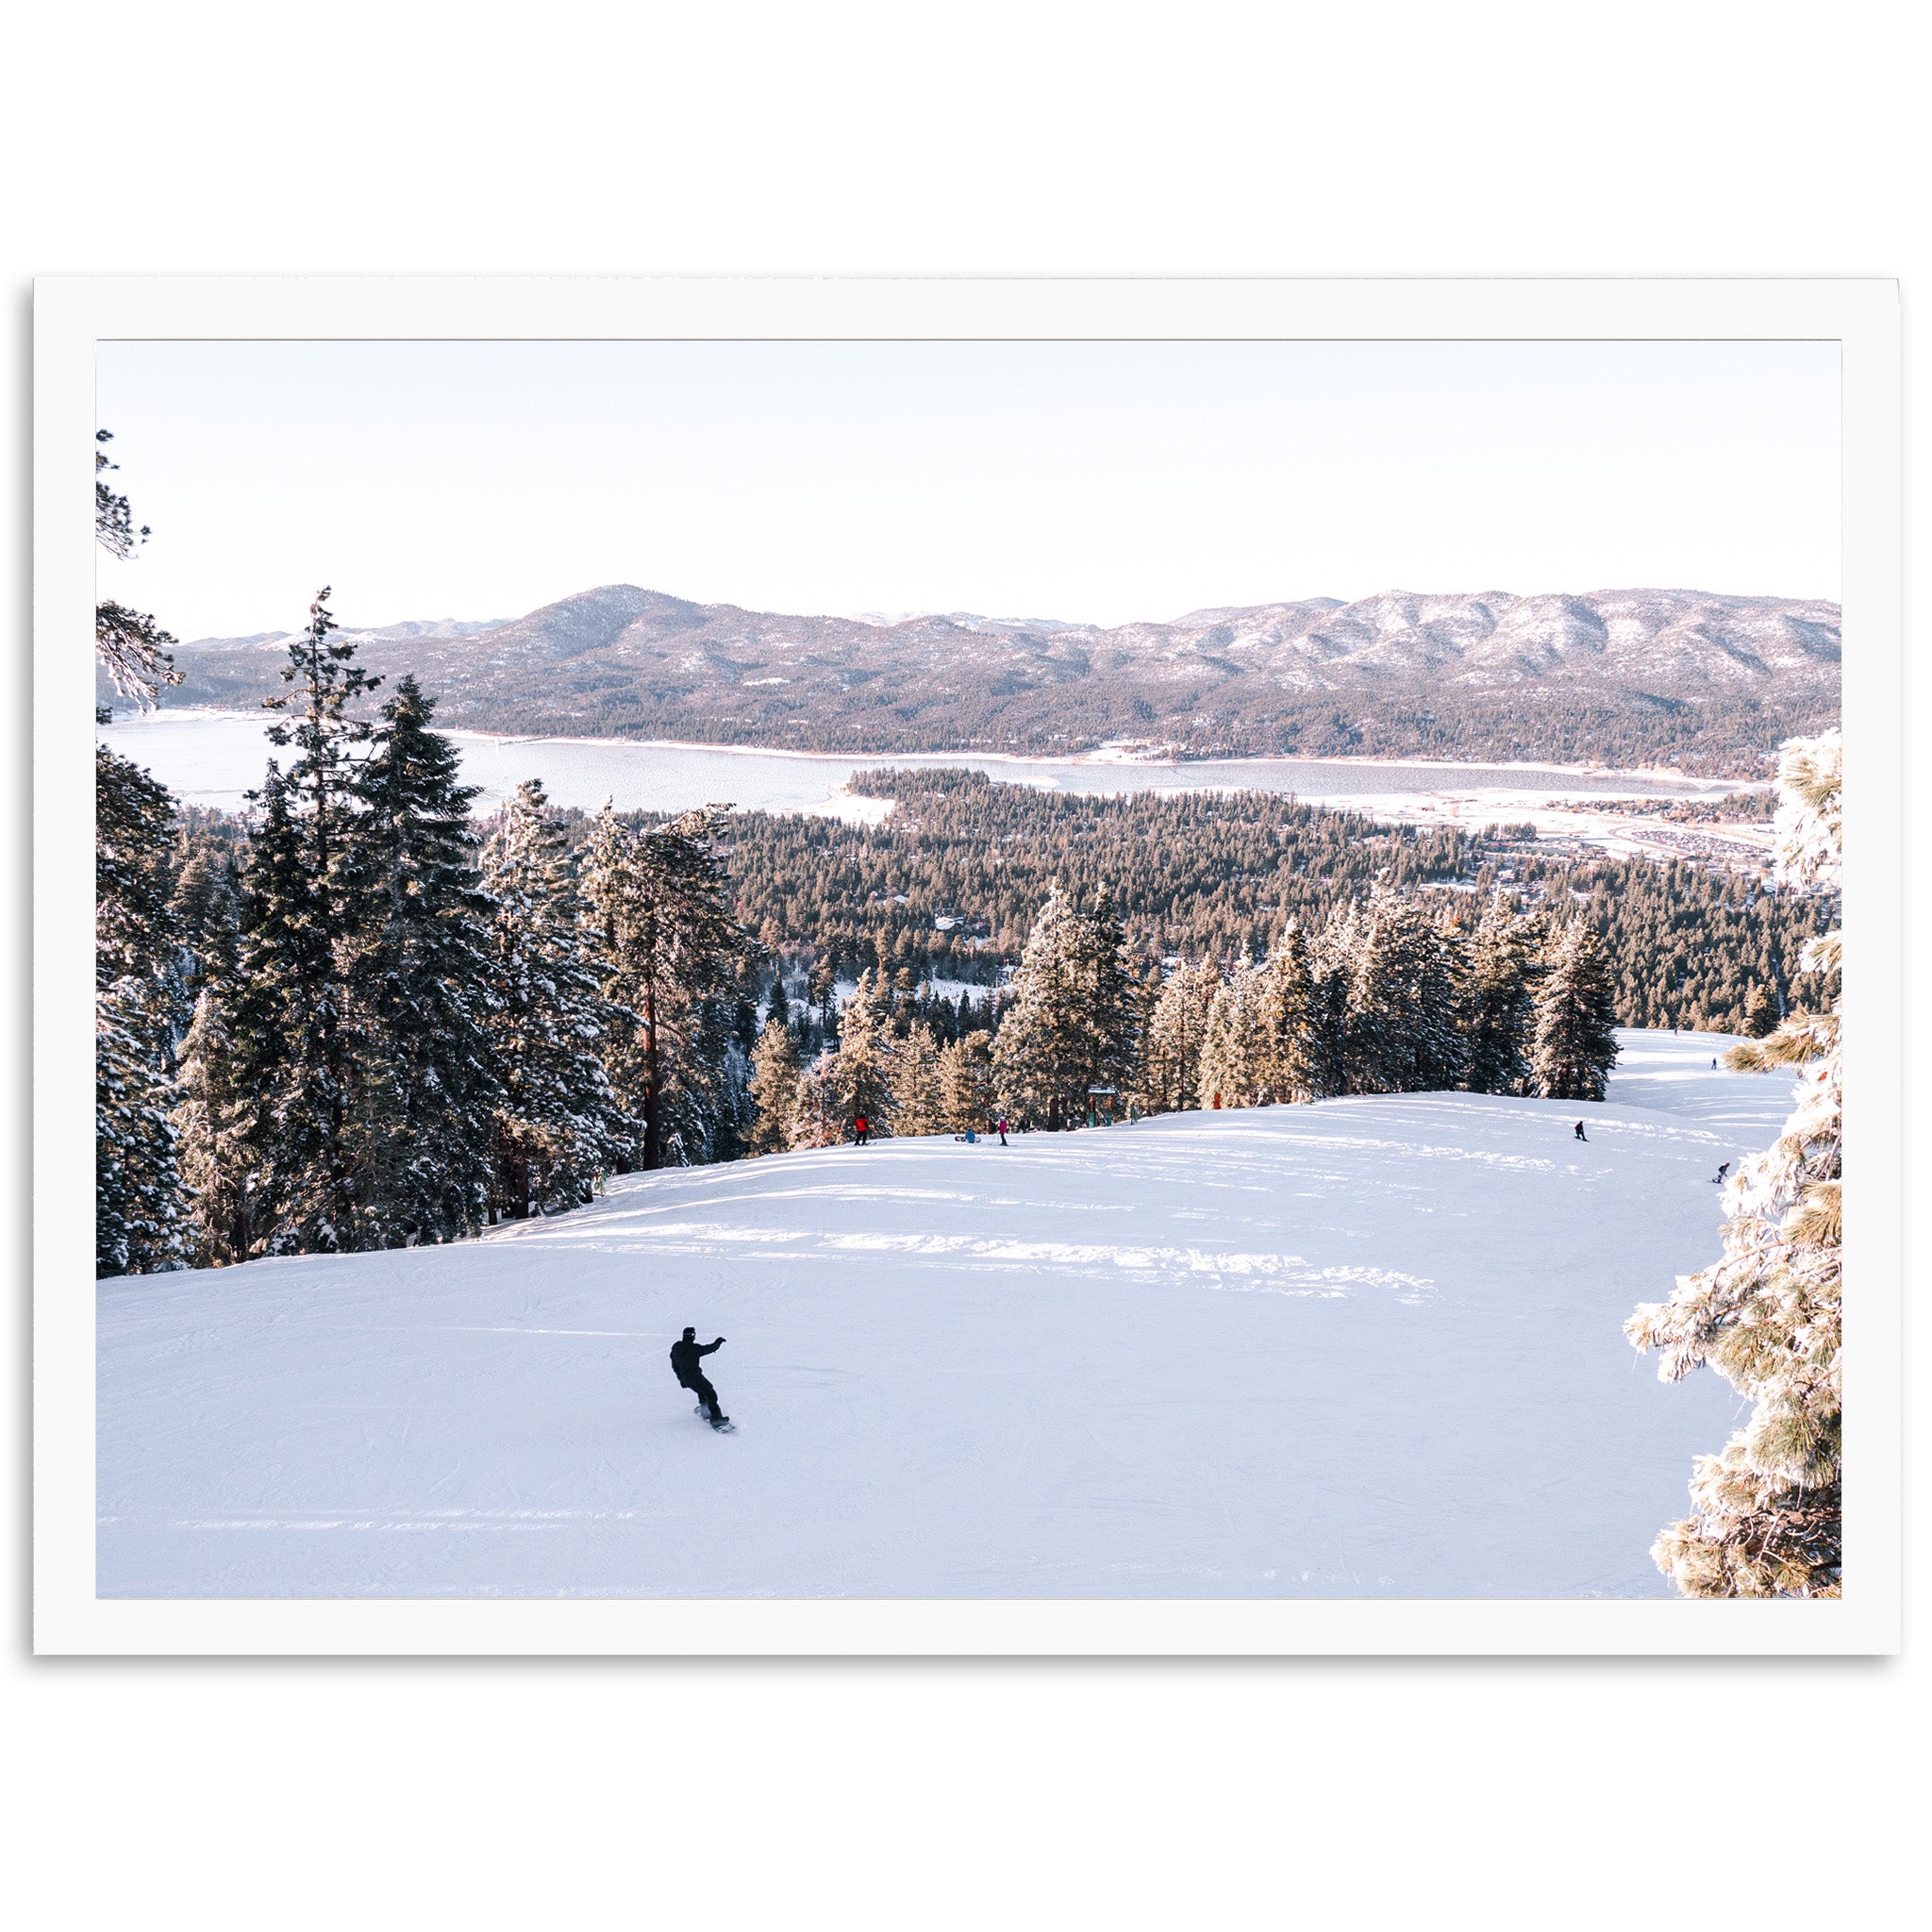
[105, 705, 1759, 791]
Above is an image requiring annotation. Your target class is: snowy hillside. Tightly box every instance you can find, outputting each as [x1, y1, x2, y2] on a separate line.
[162, 583, 1842, 699]
[96, 1031, 1791, 1600]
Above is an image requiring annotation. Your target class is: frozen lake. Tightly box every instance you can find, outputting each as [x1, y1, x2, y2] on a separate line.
[98, 707, 1740, 822]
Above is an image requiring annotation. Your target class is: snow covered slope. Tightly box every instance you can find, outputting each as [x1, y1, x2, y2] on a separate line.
[97, 1030, 1791, 1600]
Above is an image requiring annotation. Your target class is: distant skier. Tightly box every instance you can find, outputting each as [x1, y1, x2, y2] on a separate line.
[996, 1116, 1008, 1146]
[1574, 1120, 1588, 1141]
[1713, 1161, 1730, 1185]
[1712, 1057, 1719, 1069]
[854, 1112, 870, 1146]
[671, 1326, 730, 1430]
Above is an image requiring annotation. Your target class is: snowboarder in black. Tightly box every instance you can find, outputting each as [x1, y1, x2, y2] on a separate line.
[671, 1326, 728, 1427]
[1574, 1120, 1588, 1141]
[1713, 1160, 1730, 1185]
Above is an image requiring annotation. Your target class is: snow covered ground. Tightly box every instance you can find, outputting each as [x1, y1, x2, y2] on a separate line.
[97, 1030, 1791, 1600]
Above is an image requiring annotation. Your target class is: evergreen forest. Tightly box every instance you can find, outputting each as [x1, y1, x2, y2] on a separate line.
[92, 441, 1838, 1274]
[100, 649, 1838, 1274]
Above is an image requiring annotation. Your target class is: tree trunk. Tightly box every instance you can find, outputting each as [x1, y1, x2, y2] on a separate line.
[642, 978, 662, 1169]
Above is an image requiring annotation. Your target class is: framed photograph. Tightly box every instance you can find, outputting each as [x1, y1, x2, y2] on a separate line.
[37, 276, 1899, 1654]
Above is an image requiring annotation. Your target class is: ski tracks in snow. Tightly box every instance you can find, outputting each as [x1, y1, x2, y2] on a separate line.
[97, 1030, 1794, 1599]
[514, 1219, 1435, 1300]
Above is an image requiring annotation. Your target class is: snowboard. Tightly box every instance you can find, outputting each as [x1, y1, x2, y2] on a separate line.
[695, 1406, 737, 1433]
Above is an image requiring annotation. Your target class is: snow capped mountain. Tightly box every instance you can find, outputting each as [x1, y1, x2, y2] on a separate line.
[148, 583, 1840, 773]
[174, 615, 505, 654]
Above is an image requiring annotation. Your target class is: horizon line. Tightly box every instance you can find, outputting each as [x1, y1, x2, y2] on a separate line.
[173, 578, 1846, 646]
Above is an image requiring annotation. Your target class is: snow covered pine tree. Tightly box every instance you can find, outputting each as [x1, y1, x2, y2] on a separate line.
[1197, 956, 1262, 1109]
[824, 968, 899, 1139]
[93, 431, 188, 1274]
[1528, 918, 1619, 1102]
[1137, 956, 1217, 1116]
[1463, 894, 1542, 1096]
[582, 801, 759, 1168]
[245, 591, 382, 1253]
[175, 766, 318, 1264]
[95, 745, 186, 1274]
[993, 885, 1138, 1129]
[744, 1013, 803, 1156]
[891, 1021, 947, 1135]
[168, 811, 256, 1266]
[938, 1028, 996, 1132]
[346, 676, 502, 1243]
[479, 780, 633, 1211]
[94, 428, 182, 712]
[1338, 891, 1470, 1095]
[1626, 730, 1842, 1597]
[174, 951, 265, 1267]
[1251, 918, 1320, 1106]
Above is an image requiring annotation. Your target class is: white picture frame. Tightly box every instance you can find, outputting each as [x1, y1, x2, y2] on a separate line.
[37, 275, 1901, 1656]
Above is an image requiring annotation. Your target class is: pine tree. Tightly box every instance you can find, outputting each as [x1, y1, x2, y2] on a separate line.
[1198, 958, 1261, 1109]
[1137, 957, 1218, 1115]
[582, 801, 759, 1168]
[96, 1009, 186, 1276]
[1308, 901, 1366, 1096]
[93, 432, 189, 1271]
[731, 987, 760, 1059]
[1529, 919, 1620, 1102]
[176, 786, 299, 1264]
[938, 1029, 995, 1131]
[745, 1016, 804, 1156]
[994, 886, 1139, 1128]
[479, 779, 631, 1210]
[808, 956, 839, 1049]
[1340, 903, 1396, 1092]
[1627, 730, 1841, 1596]
[1463, 893, 1538, 1096]
[789, 1052, 841, 1149]
[96, 747, 182, 997]
[825, 968, 898, 1137]
[174, 979, 262, 1267]
[1083, 887, 1141, 1096]
[675, 990, 756, 1167]
[891, 1022, 947, 1136]
[1340, 892, 1469, 1094]
[94, 430, 181, 710]
[246, 591, 381, 1253]
[345, 676, 501, 1241]
[95, 745, 186, 1275]
[1252, 919, 1318, 1104]
[169, 845, 242, 1008]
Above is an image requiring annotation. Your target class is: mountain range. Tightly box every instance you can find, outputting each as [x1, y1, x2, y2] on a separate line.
[134, 583, 1841, 774]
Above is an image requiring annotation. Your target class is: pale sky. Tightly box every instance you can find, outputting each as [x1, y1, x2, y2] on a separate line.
[95, 339, 1841, 640]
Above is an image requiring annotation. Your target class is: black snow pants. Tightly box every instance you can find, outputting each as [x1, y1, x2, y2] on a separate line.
[682, 1374, 723, 1422]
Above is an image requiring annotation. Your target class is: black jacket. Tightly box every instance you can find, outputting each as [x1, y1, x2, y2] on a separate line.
[670, 1336, 723, 1384]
